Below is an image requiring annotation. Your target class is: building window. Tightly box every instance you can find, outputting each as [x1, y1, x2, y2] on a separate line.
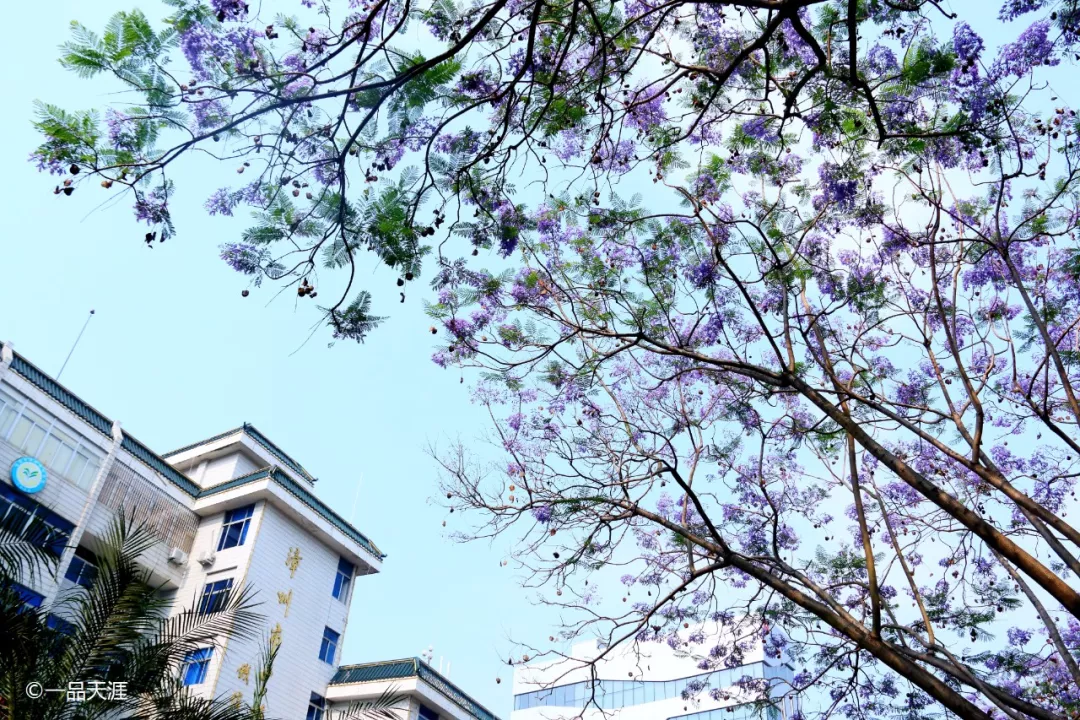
[318, 627, 340, 665]
[332, 557, 353, 603]
[307, 692, 326, 720]
[198, 578, 234, 615]
[63, 547, 98, 589]
[418, 705, 439, 720]
[182, 647, 213, 685]
[0, 391, 102, 489]
[7, 404, 50, 457]
[7, 580, 44, 612]
[0, 389, 19, 437]
[46, 613, 76, 635]
[0, 483, 75, 556]
[217, 504, 255, 551]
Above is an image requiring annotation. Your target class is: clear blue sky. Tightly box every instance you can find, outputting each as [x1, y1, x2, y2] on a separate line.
[0, 2, 557, 716]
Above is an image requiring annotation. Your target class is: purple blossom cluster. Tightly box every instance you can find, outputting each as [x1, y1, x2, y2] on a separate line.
[992, 20, 1059, 78]
[105, 109, 139, 152]
[814, 163, 858, 212]
[219, 242, 266, 274]
[133, 187, 169, 226]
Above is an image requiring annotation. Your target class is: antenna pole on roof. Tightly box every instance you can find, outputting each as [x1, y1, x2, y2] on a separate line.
[57, 310, 95, 381]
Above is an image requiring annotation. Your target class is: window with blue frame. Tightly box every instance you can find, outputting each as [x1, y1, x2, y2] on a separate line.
[182, 648, 213, 685]
[63, 547, 98, 589]
[198, 578, 234, 615]
[46, 613, 76, 635]
[332, 557, 353, 602]
[6, 580, 44, 612]
[0, 483, 74, 556]
[306, 692, 326, 720]
[217, 504, 255, 551]
[318, 626, 339, 664]
[418, 705, 439, 720]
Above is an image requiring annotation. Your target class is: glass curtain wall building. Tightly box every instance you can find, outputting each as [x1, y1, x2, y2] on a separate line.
[511, 621, 799, 720]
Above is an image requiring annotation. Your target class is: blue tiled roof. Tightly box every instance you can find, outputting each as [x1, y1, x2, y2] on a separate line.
[3, 345, 381, 563]
[240, 423, 316, 482]
[10, 355, 112, 437]
[160, 426, 243, 457]
[331, 658, 500, 720]
[162, 423, 317, 483]
[120, 434, 202, 496]
[332, 658, 419, 684]
[201, 467, 384, 561]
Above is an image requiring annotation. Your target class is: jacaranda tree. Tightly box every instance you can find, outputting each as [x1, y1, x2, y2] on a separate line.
[31, 0, 1080, 718]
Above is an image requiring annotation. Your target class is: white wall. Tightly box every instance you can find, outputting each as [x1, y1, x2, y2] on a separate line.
[198, 451, 263, 488]
[209, 501, 355, 717]
[166, 496, 262, 703]
[0, 374, 190, 591]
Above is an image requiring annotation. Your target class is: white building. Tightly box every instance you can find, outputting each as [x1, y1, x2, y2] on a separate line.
[0, 341, 499, 720]
[511, 621, 798, 720]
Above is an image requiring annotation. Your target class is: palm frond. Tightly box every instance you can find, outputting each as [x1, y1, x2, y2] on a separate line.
[249, 632, 282, 720]
[330, 685, 408, 720]
[0, 506, 60, 584]
[0, 513, 266, 720]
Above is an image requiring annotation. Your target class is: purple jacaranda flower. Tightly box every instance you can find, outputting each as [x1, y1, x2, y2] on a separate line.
[866, 44, 898, 74]
[953, 23, 984, 65]
[445, 317, 475, 339]
[28, 150, 66, 176]
[814, 163, 858, 212]
[689, 261, 718, 289]
[992, 20, 1058, 78]
[205, 188, 236, 216]
[134, 187, 169, 225]
[1007, 627, 1032, 646]
[455, 70, 499, 99]
[190, 98, 229, 132]
[105, 109, 138, 152]
[211, 0, 249, 20]
[625, 90, 667, 132]
[740, 117, 777, 142]
[998, 0, 1048, 21]
[219, 242, 265, 274]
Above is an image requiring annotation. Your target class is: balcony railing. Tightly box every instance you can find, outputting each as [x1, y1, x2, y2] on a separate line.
[98, 460, 199, 553]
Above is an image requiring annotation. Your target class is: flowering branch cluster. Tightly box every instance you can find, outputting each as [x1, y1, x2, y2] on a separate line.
[33, 0, 1057, 335]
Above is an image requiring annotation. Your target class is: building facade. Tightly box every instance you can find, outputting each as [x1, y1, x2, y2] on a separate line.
[0, 341, 497, 720]
[511, 621, 799, 720]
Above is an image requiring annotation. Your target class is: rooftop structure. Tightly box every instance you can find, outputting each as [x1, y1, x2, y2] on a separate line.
[330, 658, 501, 720]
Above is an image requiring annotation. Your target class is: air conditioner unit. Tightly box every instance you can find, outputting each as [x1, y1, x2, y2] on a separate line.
[196, 551, 216, 567]
[167, 548, 189, 566]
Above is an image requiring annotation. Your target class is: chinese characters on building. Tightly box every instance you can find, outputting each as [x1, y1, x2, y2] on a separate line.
[285, 547, 302, 577]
